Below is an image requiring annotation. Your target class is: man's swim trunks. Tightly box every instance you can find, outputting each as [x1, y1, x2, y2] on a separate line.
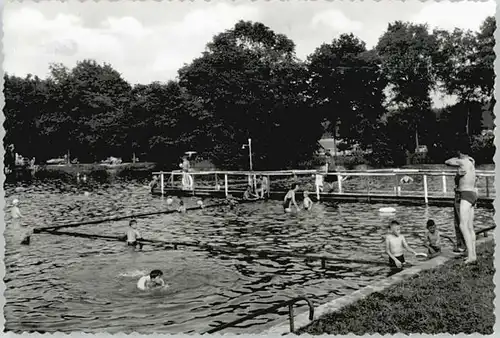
[389, 255, 405, 268]
[459, 190, 478, 206]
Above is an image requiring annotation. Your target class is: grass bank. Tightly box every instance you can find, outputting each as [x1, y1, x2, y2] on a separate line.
[298, 240, 495, 335]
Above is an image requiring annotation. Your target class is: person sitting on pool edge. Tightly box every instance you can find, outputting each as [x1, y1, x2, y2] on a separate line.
[284, 183, 300, 213]
[137, 270, 166, 291]
[303, 191, 313, 211]
[385, 220, 418, 269]
[125, 219, 143, 250]
[243, 185, 259, 201]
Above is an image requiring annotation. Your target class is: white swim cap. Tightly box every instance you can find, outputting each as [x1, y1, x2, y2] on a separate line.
[12, 199, 19, 205]
[197, 200, 203, 205]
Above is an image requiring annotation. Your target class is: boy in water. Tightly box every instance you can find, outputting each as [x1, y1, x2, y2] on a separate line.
[178, 200, 187, 213]
[424, 219, 454, 257]
[385, 220, 418, 269]
[126, 219, 143, 250]
[303, 191, 313, 211]
[137, 269, 165, 290]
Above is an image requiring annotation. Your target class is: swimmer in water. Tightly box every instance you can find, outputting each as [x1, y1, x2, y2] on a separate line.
[303, 191, 313, 211]
[178, 200, 187, 213]
[137, 270, 165, 290]
[126, 219, 143, 250]
[197, 199, 204, 209]
[283, 183, 300, 213]
[385, 220, 418, 270]
[11, 199, 22, 219]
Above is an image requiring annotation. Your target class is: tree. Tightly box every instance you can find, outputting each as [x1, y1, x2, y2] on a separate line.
[377, 22, 437, 152]
[179, 21, 323, 169]
[43, 60, 132, 161]
[307, 34, 387, 148]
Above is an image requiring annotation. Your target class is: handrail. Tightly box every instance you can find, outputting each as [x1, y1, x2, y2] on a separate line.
[202, 295, 314, 334]
[152, 169, 495, 177]
[475, 225, 496, 236]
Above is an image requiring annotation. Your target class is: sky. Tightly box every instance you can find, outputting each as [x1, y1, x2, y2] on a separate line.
[3, 0, 497, 96]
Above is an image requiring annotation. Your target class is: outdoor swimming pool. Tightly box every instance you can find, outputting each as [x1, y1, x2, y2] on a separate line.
[4, 182, 495, 334]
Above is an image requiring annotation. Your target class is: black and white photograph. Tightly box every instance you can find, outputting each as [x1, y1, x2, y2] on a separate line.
[2, 0, 497, 335]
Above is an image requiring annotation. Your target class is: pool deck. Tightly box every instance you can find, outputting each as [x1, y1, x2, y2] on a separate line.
[152, 188, 494, 209]
[263, 235, 495, 335]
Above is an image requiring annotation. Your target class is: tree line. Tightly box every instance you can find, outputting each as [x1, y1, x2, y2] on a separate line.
[4, 17, 495, 170]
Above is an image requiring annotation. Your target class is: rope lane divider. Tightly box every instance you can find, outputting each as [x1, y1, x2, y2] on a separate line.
[33, 198, 258, 233]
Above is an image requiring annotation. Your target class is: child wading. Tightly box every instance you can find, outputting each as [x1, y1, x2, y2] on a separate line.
[385, 220, 418, 270]
[125, 219, 143, 250]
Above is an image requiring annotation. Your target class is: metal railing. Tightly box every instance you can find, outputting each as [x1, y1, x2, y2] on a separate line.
[202, 295, 314, 334]
[151, 168, 495, 204]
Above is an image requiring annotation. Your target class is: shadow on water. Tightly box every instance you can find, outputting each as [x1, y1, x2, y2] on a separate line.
[3, 181, 495, 334]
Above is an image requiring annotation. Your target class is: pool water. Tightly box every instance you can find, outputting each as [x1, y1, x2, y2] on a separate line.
[4, 182, 495, 334]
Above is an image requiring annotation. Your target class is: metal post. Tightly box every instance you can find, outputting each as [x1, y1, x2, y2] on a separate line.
[215, 174, 218, 191]
[486, 177, 490, 197]
[160, 172, 164, 196]
[267, 175, 271, 198]
[225, 174, 228, 197]
[442, 172, 447, 194]
[288, 304, 295, 333]
[248, 138, 253, 171]
[423, 174, 428, 204]
[337, 174, 342, 193]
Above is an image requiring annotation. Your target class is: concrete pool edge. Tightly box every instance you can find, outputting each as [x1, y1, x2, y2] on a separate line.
[264, 236, 495, 335]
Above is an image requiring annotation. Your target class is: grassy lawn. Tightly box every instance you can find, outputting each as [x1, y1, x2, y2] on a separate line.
[299, 240, 495, 335]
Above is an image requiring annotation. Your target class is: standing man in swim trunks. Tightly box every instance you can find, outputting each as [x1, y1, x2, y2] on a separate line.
[445, 142, 477, 264]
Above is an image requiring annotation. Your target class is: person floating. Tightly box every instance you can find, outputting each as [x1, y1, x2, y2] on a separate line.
[385, 220, 419, 270]
[137, 270, 166, 291]
[243, 185, 259, 201]
[303, 191, 313, 211]
[445, 141, 478, 264]
[125, 219, 143, 250]
[400, 175, 414, 184]
[283, 183, 300, 213]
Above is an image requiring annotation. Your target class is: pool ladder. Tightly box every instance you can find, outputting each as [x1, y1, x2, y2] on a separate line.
[202, 295, 314, 335]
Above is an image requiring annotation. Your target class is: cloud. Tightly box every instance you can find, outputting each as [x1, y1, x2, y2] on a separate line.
[311, 9, 363, 32]
[412, 1, 496, 32]
[4, 3, 261, 83]
[151, 3, 261, 76]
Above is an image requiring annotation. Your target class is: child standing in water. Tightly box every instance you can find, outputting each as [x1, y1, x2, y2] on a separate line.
[283, 183, 300, 213]
[385, 220, 418, 269]
[303, 191, 313, 211]
[11, 199, 31, 245]
[126, 219, 143, 250]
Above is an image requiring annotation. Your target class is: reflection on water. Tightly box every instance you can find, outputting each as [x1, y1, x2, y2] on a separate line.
[4, 182, 495, 334]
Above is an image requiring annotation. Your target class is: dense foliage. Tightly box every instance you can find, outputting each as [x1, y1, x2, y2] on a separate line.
[4, 18, 495, 169]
